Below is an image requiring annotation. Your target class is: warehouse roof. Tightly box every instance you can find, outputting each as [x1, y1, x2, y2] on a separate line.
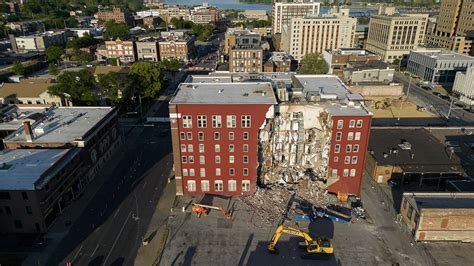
[411, 50, 474, 62]
[404, 192, 474, 211]
[0, 149, 79, 190]
[368, 128, 464, 174]
[0, 78, 54, 99]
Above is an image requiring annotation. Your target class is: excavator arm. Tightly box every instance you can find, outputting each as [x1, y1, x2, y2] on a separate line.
[268, 225, 313, 253]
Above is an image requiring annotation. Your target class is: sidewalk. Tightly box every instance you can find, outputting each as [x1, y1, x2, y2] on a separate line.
[134, 179, 176, 266]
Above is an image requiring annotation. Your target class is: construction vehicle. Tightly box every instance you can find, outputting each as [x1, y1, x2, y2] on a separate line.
[191, 203, 233, 220]
[267, 224, 334, 259]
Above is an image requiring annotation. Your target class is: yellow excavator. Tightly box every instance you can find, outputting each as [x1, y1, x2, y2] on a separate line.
[267, 224, 334, 259]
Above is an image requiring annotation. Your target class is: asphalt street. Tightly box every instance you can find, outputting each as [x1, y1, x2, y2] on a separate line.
[394, 72, 474, 125]
[44, 87, 174, 266]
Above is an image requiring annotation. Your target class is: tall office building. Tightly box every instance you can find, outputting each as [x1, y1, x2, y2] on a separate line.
[272, 0, 320, 34]
[366, 8, 428, 63]
[426, 0, 474, 55]
[282, 8, 357, 61]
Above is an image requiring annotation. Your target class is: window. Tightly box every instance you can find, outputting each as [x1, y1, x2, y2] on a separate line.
[182, 115, 192, 128]
[348, 132, 354, 141]
[197, 115, 207, 128]
[350, 169, 356, 177]
[26, 206, 32, 214]
[181, 144, 186, 152]
[189, 169, 195, 176]
[214, 144, 220, 152]
[199, 144, 205, 153]
[355, 132, 361, 141]
[183, 169, 188, 176]
[331, 169, 338, 177]
[188, 156, 194, 163]
[214, 180, 223, 192]
[334, 156, 339, 162]
[182, 156, 187, 163]
[187, 180, 196, 192]
[201, 180, 209, 192]
[187, 132, 192, 140]
[212, 115, 222, 128]
[243, 144, 249, 152]
[14, 220, 23, 229]
[199, 156, 205, 164]
[243, 156, 248, 163]
[336, 132, 342, 141]
[188, 144, 193, 153]
[353, 144, 359, 153]
[214, 132, 220, 140]
[229, 168, 235, 176]
[229, 132, 234, 140]
[346, 145, 352, 153]
[216, 168, 221, 176]
[344, 156, 350, 164]
[227, 115, 236, 128]
[228, 180, 237, 192]
[0, 192, 11, 200]
[243, 132, 249, 140]
[343, 169, 349, 177]
[356, 119, 363, 128]
[180, 132, 185, 140]
[242, 180, 251, 191]
[334, 144, 340, 153]
[215, 156, 221, 163]
[229, 156, 235, 163]
[407, 205, 413, 219]
[241, 115, 251, 128]
[22, 192, 28, 200]
[349, 120, 355, 128]
[200, 168, 206, 177]
[198, 132, 204, 141]
[243, 168, 249, 176]
[337, 120, 343, 129]
[229, 144, 235, 152]
[352, 156, 358, 164]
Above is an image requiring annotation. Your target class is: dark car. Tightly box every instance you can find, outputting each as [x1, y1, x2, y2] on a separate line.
[432, 91, 441, 96]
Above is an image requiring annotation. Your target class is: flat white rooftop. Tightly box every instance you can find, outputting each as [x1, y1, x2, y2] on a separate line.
[4, 107, 115, 145]
[0, 149, 78, 190]
[412, 51, 474, 61]
[170, 82, 277, 104]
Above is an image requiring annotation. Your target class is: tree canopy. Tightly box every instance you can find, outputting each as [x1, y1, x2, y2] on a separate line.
[46, 46, 65, 62]
[48, 69, 97, 105]
[12, 61, 25, 75]
[67, 34, 99, 50]
[160, 58, 182, 72]
[98, 72, 135, 104]
[129, 62, 162, 98]
[48, 63, 60, 76]
[298, 53, 329, 75]
[103, 21, 129, 40]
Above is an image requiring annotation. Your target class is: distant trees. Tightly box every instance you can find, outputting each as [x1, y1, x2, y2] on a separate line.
[103, 21, 129, 40]
[67, 34, 99, 50]
[46, 46, 65, 62]
[170, 18, 193, 30]
[130, 61, 162, 98]
[298, 53, 329, 75]
[160, 58, 182, 72]
[48, 69, 97, 105]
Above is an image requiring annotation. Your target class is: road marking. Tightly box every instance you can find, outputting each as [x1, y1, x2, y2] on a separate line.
[72, 245, 83, 261]
[113, 206, 121, 218]
[90, 244, 99, 258]
[103, 211, 132, 265]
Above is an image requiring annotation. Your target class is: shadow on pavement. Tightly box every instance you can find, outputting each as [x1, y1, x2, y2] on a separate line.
[183, 246, 197, 266]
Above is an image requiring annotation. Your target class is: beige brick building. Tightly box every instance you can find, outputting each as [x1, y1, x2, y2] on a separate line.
[272, 0, 320, 34]
[229, 48, 263, 73]
[100, 39, 136, 63]
[158, 32, 195, 62]
[282, 8, 357, 61]
[96, 7, 133, 26]
[426, 0, 474, 55]
[366, 10, 428, 63]
[0, 78, 70, 106]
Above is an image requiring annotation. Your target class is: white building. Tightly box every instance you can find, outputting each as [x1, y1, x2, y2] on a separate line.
[453, 66, 474, 106]
[282, 8, 357, 61]
[272, 0, 320, 34]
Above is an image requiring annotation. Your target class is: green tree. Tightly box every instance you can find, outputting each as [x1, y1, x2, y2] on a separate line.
[130, 62, 162, 98]
[46, 46, 65, 62]
[298, 53, 329, 75]
[98, 72, 135, 104]
[12, 61, 25, 75]
[75, 52, 94, 63]
[67, 34, 98, 49]
[170, 18, 193, 30]
[48, 69, 97, 105]
[192, 24, 213, 42]
[48, 63, 60, 76]
[103, 20, 129, 40]
[160, 58, 182, 72]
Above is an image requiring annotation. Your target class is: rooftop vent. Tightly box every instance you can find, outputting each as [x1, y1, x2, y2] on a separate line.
[218, 89, 224, 93]
[398, 140, 412, 150]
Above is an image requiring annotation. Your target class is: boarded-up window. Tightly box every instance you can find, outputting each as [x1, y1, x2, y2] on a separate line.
[441, 218, 449, 229]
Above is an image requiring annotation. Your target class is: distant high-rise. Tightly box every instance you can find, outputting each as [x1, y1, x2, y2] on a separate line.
[426, 0, 474, 55]
[272, 0, 320, 34]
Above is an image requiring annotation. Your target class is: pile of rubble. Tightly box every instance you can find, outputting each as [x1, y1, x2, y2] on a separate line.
[241, 179, 330, 226]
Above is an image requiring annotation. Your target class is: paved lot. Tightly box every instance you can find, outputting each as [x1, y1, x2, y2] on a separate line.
[159, 175, 442, 266]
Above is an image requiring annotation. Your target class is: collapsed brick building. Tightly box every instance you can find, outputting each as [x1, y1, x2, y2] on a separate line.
[169, 73, 372, 199]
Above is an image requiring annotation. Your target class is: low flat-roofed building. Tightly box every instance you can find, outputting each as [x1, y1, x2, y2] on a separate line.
[343, 61, 395, 85]
[400, 192, 474, 242]
[0, 148, 82, 233]
[12, 31, 67, 53]
[0, 105, 48, 142]
[136, 37, 160, 62]
[323, 48, 380, 76]
[0, 78, 70, 107]
[366, 128, 465, 186]
[453, 66, 474, 106]
[158, 31, 195, 62]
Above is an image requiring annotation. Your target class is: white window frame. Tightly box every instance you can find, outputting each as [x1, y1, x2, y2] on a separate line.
[337, 120, 343, 129]
[243, 132, 249, 140]
[199, 155, 205, 164]
[344, 156, 350, 164]
[181, 144, 186, 152]
[189, 156, 194, 163]
[331, 169, 338, 177]
[197, 115, 207, 128]
[242, 180, 251, 191]
[350, 169, 356, 177]
[243, 168, 249, 176]
[334, 144, 340, 153]
[352, 156, 358, 164]
[229, 155, 235, 163]
[229, 132, 234, 140]
[189, 169, 195, 176]
[214, 132, 220, 140]
[343, 169, 349, 177]
[188, 144, 193, 153]
[336, 132, 342, 141]
[198, 132, 204, 141]
[214, 180, 223, 192]
[200, 168, 206, 177]
[182, 115, 192, 128]
[199, 144, 205, 153]
[349, 120, 356, 128]
[226, 115, 236, 128]
[183, 169, 188, 176]
[348, 132, 354, 141]
[180, 132, 185, 140]
[243, 144, 249, 152]
[187, 132, 192, 140]
[353, 144, 360, 153]
[355, 132, 361, 141]
[229, 168, 235, 176]
[201, 180, 209, 192]
[228, 180, 237, 192]
[216, 168, 221, 176]
[212, 115, 222, 128]
[334, 156, 338, 163]
[229, 144, 235, 152]
[243, 155, 248, 163]
[215, 156, 221, 163]
[241, 115, 251, 128]
[182, 156, 187, 163]
[356, 119, 363, 128]
[215, 144, 220, 152]
[346, 144, 352, 153]
[187, 180, 196, 192]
